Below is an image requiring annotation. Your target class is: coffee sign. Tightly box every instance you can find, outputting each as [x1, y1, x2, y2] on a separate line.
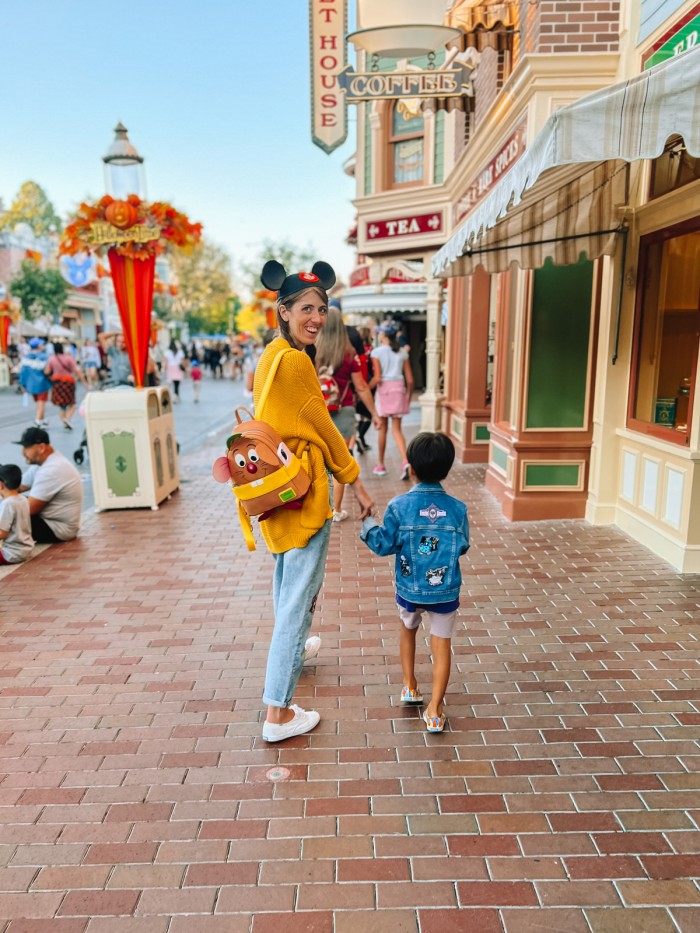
[455, 121, 528, 224]
[365, 212, 443, 241]
[337, 62, 474, 102]
[309, 0, 347, 154]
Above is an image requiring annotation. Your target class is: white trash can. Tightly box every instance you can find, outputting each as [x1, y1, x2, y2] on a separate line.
[84, 385, 179, 511]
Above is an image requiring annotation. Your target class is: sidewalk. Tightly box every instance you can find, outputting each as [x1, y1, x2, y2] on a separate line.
[1, 419, 700, 933]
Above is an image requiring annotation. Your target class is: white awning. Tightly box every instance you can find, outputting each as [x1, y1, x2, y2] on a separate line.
[342, 283, 428, 316]
[433, 46, 700, 276]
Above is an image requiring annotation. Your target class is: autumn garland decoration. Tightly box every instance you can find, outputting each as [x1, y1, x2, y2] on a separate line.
[59, 194, 202, 261]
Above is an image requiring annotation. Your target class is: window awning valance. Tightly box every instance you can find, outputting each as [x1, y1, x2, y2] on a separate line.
[432, 46, 700, 277]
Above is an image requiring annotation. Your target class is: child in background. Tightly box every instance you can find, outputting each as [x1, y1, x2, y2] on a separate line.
[360, 432, 469, 733]
[190, 360, 202, 402]
[0, 464, 34, 565]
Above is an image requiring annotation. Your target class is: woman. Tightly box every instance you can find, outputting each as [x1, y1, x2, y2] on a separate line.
[80, 338, 101, 387]
[315, 308, 380, 522]
[44, 342, 87, 431]
[253, 259, 374, 742]
[164, 340, 186, 402]
[368, 322, 414, 479]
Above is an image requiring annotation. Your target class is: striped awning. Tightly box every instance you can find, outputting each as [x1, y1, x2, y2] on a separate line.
[433, 46, 700, 277]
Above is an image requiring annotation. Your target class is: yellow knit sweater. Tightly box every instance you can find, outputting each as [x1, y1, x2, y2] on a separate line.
[252, 337, 360, 553]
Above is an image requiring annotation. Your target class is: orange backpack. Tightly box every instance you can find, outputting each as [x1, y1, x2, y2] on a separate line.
[212, 348, 310, 551]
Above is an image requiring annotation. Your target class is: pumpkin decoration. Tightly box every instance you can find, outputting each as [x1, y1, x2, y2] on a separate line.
[105, 199, 139, 230]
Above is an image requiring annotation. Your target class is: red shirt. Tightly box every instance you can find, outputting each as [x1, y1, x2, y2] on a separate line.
[333, 353, 361, 407]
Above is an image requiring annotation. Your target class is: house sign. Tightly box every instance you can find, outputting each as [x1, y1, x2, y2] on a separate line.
[309, 0, 348, 153]
[337, 62, 474, 102]
[366, 213, 443, 241]
[454, 121, 528, 224]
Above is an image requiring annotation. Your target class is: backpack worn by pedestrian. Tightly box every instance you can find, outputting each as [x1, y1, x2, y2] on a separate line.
[317, 365, 350, 413]
[212, 348, 311, 551]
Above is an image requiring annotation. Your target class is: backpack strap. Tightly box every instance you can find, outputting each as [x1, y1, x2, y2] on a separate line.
[255, 347, 292, 419]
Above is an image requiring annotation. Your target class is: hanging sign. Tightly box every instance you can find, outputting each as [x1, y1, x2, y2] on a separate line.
[309, 0, 347, 154]
[454, 121, 528, 224]
[90, 222, 160, 245]
[338, 62, 474, 102]
[642, 5, 700, 69]
[366, 212, 443, 242]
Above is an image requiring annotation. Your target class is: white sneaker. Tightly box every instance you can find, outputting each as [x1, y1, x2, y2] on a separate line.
[303, 635, 321, 664]
[332, 509, 349, 522]
[262, 704, 320, 742]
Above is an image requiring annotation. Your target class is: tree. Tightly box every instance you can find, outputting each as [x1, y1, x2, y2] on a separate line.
[168, 240, 236, 334]
[0, 181, 63, 236]
[10, 259, 68, 321]
[239, 239, 316, 299]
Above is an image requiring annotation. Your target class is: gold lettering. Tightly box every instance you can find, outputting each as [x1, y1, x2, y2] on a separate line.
[90, 222, 161, 245]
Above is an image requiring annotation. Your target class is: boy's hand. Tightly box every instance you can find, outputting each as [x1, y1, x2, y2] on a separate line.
[351, 478, 375, 520]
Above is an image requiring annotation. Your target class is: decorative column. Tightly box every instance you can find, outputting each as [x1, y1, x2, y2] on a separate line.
[420, 277, 444, 431]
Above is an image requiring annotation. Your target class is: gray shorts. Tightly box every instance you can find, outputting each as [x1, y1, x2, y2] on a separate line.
[330, 405, 357, 441]
[398, 605, 457, 639]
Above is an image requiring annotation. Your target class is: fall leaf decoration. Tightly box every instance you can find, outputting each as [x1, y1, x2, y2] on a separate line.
[60, 194, 202, 261]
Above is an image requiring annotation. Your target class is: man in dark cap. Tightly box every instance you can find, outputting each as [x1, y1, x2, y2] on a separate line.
[15, 427, 83, 543]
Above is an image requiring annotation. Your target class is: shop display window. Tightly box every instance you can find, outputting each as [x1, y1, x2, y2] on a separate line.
[650, 136, 700, 200]
[390, 105, 424, 187]
[628, 221, 700, 445]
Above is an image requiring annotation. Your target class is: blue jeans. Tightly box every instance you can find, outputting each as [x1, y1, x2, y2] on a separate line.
[263, 519, 332, 707]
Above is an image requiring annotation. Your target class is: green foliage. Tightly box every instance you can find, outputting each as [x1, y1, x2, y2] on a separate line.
[240, 239, 316, 298]
[169, 240, 237, 334]
[10, 260, 68, 320]
[0, 181, 63, 236]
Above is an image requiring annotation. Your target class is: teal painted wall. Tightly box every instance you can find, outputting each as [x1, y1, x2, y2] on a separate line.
[434, 110, 445, 185]
[526, 257, 593, 430]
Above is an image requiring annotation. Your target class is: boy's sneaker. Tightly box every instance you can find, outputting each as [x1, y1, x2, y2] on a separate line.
[262, 705, 320, 742]
[372, 464, 387, 476]
[302, 635, 321, 664]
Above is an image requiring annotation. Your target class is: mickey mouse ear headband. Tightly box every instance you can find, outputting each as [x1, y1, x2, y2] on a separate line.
[261, 259, 336, 302]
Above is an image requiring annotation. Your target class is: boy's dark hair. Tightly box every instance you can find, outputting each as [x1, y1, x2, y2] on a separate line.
[0, 464, 22, 490]
[406, 432, 455, 483]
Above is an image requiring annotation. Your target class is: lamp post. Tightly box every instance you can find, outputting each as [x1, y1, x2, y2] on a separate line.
[102, 122, 146, 200]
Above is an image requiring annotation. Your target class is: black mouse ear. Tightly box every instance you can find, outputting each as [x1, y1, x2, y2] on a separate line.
[261, 260, 287, 291]
[311, 261, 336, 291]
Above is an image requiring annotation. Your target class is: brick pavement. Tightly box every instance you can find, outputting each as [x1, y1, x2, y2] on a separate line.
[1, 422, 700, 932]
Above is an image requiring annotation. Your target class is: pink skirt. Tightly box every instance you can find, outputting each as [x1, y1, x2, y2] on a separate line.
[376, 380, 409, 417]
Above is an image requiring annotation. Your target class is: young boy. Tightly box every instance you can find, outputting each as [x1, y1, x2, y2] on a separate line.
[0, 464, 35, 565]
[360, 432, 469, 733]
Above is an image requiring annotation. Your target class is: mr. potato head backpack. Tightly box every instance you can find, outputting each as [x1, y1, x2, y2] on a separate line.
[212, 347, 311, 551]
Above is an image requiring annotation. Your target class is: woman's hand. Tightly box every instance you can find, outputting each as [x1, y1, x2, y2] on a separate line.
[351, 477, 375, 520]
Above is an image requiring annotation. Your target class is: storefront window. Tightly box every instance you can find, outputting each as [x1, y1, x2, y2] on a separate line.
[629, 222, 700, 444]
[390, 106, 424, 186]
[650, 136, 700, 200]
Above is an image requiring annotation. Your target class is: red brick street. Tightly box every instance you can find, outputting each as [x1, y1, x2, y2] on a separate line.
[2, 426, 700, 932]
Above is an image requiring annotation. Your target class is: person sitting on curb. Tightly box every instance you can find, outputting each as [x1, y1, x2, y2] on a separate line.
[15, 427, 83, 544]
[0, 463, 34, 565]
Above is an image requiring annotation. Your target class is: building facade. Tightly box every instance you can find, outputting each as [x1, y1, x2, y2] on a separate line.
[345, 0, 700, 572]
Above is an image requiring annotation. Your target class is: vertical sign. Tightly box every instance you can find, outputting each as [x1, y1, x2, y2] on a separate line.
[309, 0, 347, 153]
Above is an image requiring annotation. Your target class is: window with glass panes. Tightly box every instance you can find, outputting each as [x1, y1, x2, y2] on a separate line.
[628, 220, 700, 445]
[390, 105, 424, 186]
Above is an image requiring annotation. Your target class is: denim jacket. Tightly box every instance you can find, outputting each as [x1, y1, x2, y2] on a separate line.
[361, 482, 469, 605]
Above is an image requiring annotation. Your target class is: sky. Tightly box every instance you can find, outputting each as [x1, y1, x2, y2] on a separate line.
[0, 0, 358, 292]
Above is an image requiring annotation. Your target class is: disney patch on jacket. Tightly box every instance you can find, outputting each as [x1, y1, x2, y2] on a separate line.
[426, 566, 448, 586]
[418, 535, 439, 555]
[400, 555, 412, 577]
[419, 504, 447, 522]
